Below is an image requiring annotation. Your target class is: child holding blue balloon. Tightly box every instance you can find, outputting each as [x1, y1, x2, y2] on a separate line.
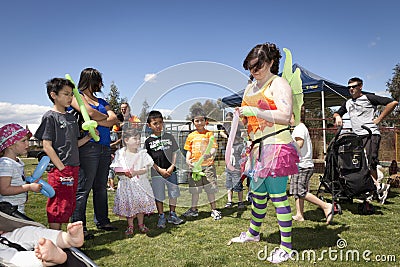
[0, 124, 43, 214]
[35, 78, 93, 230]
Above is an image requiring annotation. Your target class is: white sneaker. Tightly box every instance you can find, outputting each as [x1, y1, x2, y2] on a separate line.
[230, 232, 260, 243]
[267, 248, 291, 264]
[211, 210, 222, 220]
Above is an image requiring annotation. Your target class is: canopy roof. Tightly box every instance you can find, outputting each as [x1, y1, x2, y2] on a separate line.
[221, 63, 372, 109]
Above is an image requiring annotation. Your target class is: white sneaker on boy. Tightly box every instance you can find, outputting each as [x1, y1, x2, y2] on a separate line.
[210, 210, 222, 220]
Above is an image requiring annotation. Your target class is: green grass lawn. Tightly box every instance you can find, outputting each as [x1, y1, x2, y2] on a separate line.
[23, 158, 400, 266]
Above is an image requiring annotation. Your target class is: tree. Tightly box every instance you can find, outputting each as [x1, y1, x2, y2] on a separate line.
[139, 100, 150, 122]
[106, 81, 121, 114]
[387, 64, 400, 101]
[305, 107, 335, 129]
[186, 100, 223, 121]
[385, 63, 400, 123]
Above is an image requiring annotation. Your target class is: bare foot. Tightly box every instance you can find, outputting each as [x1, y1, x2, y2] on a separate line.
[34, 238, 67, 266]
[64, 221, 84, 248]
[323, 203, 334, 225]
[292, 215, 305, 222]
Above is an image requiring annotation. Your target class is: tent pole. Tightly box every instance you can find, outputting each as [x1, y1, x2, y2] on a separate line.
[321, 90, 327, 156]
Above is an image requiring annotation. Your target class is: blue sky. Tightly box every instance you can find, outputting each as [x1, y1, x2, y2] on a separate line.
[1, 0, 399, 128]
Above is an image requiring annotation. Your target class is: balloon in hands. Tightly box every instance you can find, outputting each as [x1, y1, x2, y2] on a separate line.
[225, 110, 240, 171]
[65, 74, 100, 142]
[25, 156, 55, 198]
[192, 136, 215, 181]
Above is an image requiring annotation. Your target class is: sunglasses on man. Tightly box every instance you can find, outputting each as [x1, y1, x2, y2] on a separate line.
[347, 83, 360, 89]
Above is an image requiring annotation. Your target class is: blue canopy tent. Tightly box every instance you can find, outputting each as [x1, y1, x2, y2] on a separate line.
[221, 63, 373, 153]
[221, 63, 352, 108]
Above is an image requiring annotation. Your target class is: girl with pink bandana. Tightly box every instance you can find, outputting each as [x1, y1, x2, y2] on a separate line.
[0, 123, 42, 213]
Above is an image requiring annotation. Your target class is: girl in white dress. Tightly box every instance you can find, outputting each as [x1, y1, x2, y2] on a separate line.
[111, 128, 156, 235]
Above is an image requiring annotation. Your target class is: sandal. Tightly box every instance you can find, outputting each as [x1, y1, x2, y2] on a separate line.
[225, 202, 233, 208]
[325, 211, 334, 225]
[125, 225, 134, 235]
[138, 224, 149, 233]
[325, 203, 334, 225]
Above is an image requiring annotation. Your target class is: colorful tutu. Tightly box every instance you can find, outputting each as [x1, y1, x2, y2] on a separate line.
[113, 176, 156, 218]
[241, 142, 299, 179]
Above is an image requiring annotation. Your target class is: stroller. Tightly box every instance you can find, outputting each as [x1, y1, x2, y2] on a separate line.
[0, 202, 98, 267]
[317, 125, 376, 215]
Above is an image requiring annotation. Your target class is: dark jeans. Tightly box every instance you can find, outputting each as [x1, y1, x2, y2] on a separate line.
[361, 134, 381, 171]
[71, 142, 111, 227]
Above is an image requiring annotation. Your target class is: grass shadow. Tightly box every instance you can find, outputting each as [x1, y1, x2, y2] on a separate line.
[79, 247, 114, 261]
[220, 201, 249, 218]
[265, 224, 350, 251]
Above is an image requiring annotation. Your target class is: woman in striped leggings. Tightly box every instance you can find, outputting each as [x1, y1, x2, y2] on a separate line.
[230, 42, 299, 264]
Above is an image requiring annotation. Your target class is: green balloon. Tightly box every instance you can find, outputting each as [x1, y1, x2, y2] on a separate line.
[191, 136, 215, 181]
[65, 74, 100, 142]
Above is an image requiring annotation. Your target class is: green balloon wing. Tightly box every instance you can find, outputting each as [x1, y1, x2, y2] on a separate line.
[282, 48, 303, 126]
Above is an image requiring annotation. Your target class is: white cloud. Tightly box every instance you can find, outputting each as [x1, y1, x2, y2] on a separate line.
[144, 73, 157, 82]
[0, 102, 51, 128]
[368, 36, 381, 47]
[374, 90, 391, 97]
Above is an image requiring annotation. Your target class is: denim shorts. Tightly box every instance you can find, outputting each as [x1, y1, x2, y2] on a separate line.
[151, 172, 180, 202]
[225, 170, 243, 192]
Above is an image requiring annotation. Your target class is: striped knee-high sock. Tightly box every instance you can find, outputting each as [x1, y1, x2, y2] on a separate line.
[246, 191, 268, 237]
[270, 192, 292, 253]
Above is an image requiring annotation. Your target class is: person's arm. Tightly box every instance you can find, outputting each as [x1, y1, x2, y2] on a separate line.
[220, 124, 229, 139]
[131, 167, 147, 177]
[166, 151, 177, 175]
[110, 138, 121, 148]
[203, 133, 217, 160]
[42, 140, 65, 171]
[294, 136, 304, 149]
[0, 176, 42, 195]
[333, 101, 347, 126]
[374, 100, 398, 124]
[96, 107, 118, 128]
[77, 135, 92, 147]
[220, 131, 228, 139]
[204, 147, 216, 160]
[186, 151, 193, 168]
[333, 113, 343, 126]
[131, 152, 152, 177]
[70, 95, 108, 121]
[152, 163, 169, 178]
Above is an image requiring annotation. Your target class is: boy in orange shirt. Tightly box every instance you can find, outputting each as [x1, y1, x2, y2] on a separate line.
[183, 108, 222, 220]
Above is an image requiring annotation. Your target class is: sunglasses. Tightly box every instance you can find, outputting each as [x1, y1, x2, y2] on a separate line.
[247, 61, 265, 72]
[347, 83, 360, 89]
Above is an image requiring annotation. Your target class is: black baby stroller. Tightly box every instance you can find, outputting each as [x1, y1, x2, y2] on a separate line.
[317, 125, 376, 215]
[0, 201, 98, 267]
